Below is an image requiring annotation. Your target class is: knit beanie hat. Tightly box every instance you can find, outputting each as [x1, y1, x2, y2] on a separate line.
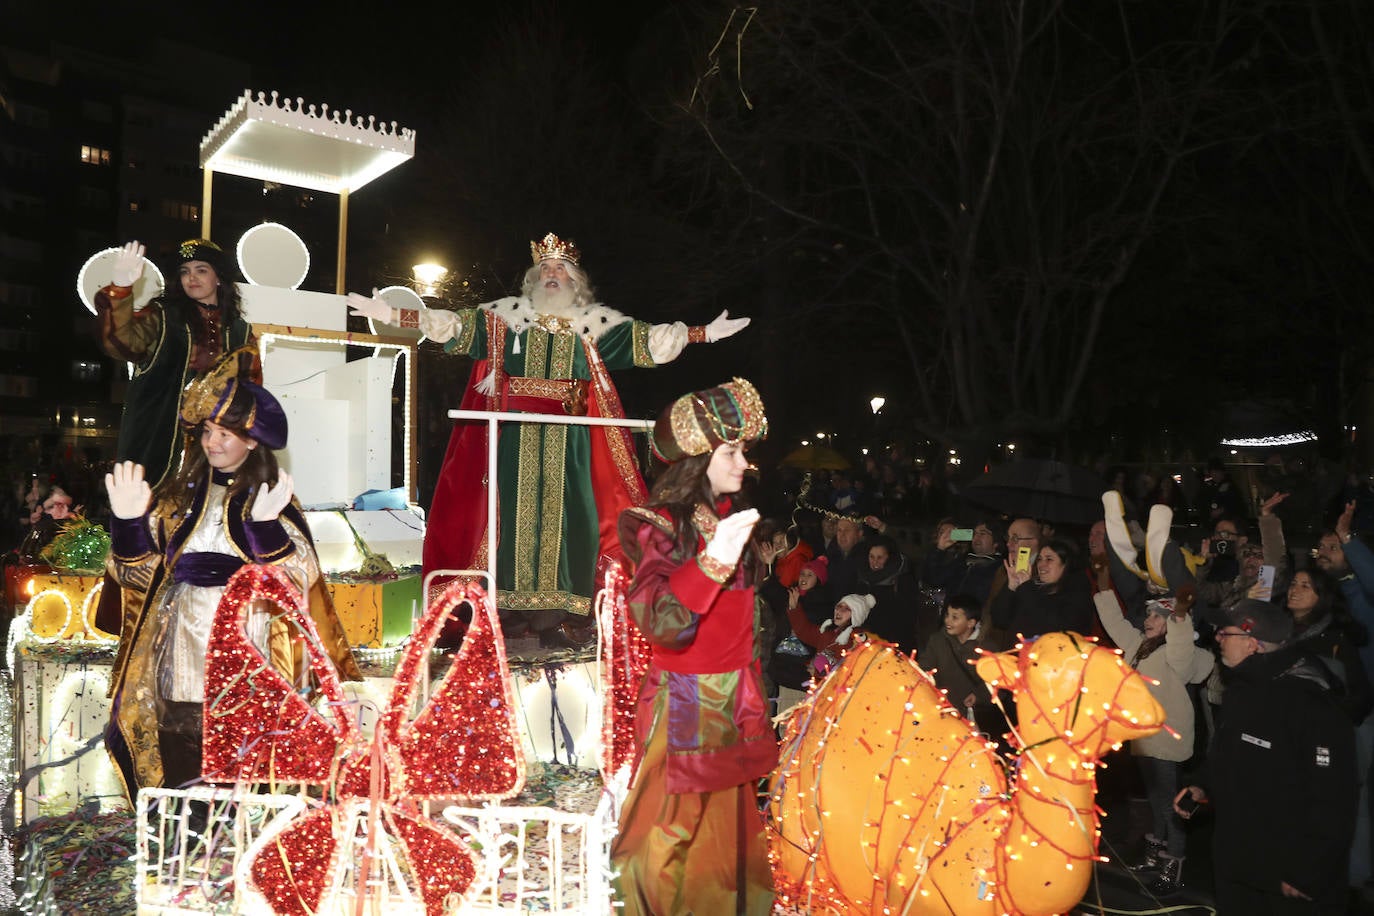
[837, 593, 877, 629]
[1144, 598, 1173, 619]
[802, 556, 829, 585]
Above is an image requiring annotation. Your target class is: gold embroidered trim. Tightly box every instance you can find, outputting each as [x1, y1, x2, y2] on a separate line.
[507, 376, 574, 400]
[512, 328, 553, 594]
[498, 588, 592, 615]
[697, 553, 733, 583]
[451, 307, 480, 357]
[507, 376, 589, 414]
[631, 321, 654, 368]
[584, 337, 648, 503]
[534, 333, 576, 587]
[624, 506, 672, 535]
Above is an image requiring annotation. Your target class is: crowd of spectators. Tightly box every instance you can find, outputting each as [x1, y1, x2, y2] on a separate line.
[750, 445, 1374, 909]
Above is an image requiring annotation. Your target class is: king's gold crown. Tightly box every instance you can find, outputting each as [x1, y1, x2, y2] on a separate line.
[529, 232, 581, 266]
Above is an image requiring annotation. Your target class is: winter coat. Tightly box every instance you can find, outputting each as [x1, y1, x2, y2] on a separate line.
[1203, 644, 1356, 903]
[990, 572, 1096, 644]
[1093, 592, 1213, 762]
[1290, 607, 1374, 724]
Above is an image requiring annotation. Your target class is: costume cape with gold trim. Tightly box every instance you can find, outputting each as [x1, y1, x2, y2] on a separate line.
[423, 305, 651, 614]
[103, 474, 360, 797]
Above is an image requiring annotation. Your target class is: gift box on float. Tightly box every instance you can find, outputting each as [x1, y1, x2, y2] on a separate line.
[325, 575, 421, 648]
[14, 566, 113, 641]
[306, 508, 425, 648]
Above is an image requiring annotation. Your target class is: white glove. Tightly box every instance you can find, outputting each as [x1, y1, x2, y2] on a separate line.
[704, 508, 760, 569]
[250, 471, 294, 522]
[704, 309, 750, 342]
[104, 461, 152, 520]
[111, 241, 146, 287]
[347, 288, 395, 325]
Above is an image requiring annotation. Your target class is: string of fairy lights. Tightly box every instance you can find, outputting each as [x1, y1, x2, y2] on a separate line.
[767, 633, 1165, 913]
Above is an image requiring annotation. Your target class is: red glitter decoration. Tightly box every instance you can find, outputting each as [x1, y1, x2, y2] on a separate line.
[595, 560, 650, 782]
[249, 803, 478, 916]
[200, 567, 524, 915]
[202, 566, 359, 784]
[338, 579, 527, 800]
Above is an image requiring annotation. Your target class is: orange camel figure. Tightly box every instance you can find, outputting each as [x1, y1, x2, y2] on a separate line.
[768, 632, 1166, 915]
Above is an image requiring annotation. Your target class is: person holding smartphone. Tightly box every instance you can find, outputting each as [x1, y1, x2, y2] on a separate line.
[989, 536, 1095, 646]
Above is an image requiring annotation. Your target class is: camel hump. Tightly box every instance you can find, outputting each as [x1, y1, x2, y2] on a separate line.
[769, 640, 1007, 914]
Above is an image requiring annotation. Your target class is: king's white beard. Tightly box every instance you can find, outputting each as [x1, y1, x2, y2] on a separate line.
[530, 282, 578, 318]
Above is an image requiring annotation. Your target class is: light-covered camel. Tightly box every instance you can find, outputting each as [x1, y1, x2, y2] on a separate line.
[768, 632, 1165, 915]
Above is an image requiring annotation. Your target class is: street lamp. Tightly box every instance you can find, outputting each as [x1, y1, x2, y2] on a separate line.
[870, 396, 885, 415]
[412, 262, 448, 297]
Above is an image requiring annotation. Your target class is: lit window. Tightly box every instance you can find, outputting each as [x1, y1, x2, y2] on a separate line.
[80, 145, 112, 165]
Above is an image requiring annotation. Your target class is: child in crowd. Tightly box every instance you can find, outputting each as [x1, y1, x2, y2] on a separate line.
[921, 593, 1007, 745]
[770, 557, 832, 719]
[789, 592, 877, 677]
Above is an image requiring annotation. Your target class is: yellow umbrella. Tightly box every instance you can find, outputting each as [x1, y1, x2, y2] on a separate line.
[779, 444, 851, 471]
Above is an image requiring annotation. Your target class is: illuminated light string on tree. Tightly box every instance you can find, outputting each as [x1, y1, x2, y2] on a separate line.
[768, 632, 1166, 915]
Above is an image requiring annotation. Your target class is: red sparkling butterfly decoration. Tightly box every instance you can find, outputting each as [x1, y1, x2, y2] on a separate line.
[202, 565, 525, 916]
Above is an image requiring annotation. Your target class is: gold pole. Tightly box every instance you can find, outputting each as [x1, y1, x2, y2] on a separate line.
[201, 167, 214, 238]
[336, 188, 349, 294]
[409, 351, 419, 503]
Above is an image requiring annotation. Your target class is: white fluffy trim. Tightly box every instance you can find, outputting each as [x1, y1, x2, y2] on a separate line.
[481, 297, 631, 340]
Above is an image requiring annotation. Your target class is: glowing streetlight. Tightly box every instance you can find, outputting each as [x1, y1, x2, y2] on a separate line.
[412, 262, 448, 297]
[870, 396, 886, 415]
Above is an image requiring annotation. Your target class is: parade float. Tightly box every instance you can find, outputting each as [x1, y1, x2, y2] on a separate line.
[11, 90, 618, 915]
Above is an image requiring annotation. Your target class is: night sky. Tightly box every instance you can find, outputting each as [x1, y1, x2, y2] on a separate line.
[38, 1, 671, 127]
[13, 1, 1374, 469]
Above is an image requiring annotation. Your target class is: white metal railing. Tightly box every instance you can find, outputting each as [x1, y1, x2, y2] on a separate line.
[445, 407, 652, 607]
[132, 785, 617, 914]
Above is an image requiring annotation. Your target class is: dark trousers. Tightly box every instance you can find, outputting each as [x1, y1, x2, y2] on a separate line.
[157, 700, 203, 789]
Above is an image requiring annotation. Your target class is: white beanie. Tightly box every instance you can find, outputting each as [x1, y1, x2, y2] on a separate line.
[837, 594, 877, 630]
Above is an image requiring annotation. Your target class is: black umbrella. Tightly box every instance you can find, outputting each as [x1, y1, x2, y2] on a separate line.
[962, 459, 1105, 525]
